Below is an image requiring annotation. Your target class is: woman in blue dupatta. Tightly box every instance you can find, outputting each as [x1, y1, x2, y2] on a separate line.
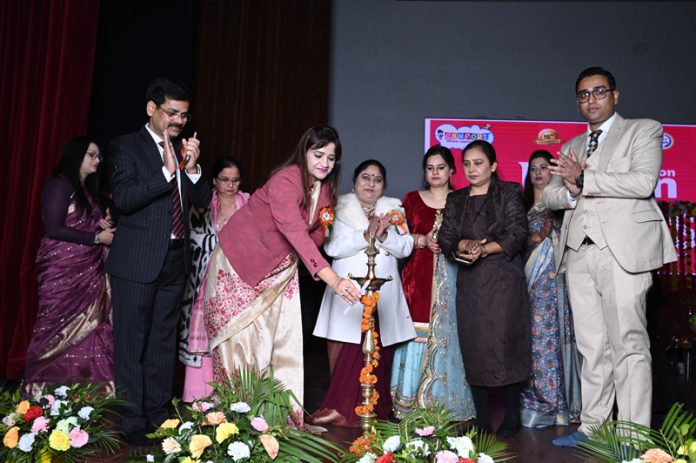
[391, 146, 476, 421]
[520, 150, 582, 428]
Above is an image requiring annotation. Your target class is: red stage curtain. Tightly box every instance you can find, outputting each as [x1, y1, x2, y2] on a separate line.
[0, 0, 101, 379]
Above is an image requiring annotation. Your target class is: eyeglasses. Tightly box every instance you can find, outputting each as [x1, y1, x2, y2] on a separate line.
[86, 151, 102, 161]
[216, 176, 241, 184]
[576, 86, 614, 103]
[157, 105, 193, 122]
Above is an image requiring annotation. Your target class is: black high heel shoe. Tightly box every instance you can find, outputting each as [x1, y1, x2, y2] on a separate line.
[496, 413, 521, 438]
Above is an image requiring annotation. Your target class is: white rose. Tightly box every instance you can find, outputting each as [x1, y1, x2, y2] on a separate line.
[77, 406, 94, 420]
[146, 454, 155, 462]
[478, 452, 495, 463]
[2, 414, 17, 427]
[227, 441, 251, 461]
[448, 435, 475, 458]
[383, 435, 402, 453]
[229, 402, 251, 414]
[357, 452, 377, 463]
[178, 421, 194, 434]
[53, 386, 70, 398]
[18, 433, 36, 453]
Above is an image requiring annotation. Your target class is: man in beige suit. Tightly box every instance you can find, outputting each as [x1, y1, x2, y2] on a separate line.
[545, 67, 676, 447]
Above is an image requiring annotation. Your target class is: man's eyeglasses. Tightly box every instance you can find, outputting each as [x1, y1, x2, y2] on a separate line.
[86, 151, 102, 161]
[576, 86, 614, 103]
[216, 176, 240, 184]
[157, 105, 193, 122]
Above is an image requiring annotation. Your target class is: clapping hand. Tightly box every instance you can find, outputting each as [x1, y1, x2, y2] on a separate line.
[162, 130, 177, 175]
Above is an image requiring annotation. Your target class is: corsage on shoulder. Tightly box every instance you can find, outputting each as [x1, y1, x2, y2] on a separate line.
[319, 207, 335, 237]
[388, 209, 408, 235]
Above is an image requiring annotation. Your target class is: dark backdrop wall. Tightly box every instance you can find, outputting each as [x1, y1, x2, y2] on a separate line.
[329, 0, 696, 197]
[88, 0, 196, 149]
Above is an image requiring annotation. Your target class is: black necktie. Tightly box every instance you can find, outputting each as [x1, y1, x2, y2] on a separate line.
[587, 129, 602, 157]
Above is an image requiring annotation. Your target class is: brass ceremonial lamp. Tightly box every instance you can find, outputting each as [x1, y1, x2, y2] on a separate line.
[348, 234, 392, 434]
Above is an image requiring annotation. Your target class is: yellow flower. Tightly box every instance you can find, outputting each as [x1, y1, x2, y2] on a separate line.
[189, 434, 212, 458]
[160, 418, 180, 429]
[48, 429, 71, 451]
[15, 400, 30, 415]
[690, 441, 696, 452]
[215, 422, 239, 443]
[3, 426, 19, 449]
[675, 459, 687, 463]
[180, 458, 200, 463]
[677, 445, 686, 455]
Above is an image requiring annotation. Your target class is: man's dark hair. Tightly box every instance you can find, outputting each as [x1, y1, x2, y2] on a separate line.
[146, 78, 190, 105]
[575, 67, 616, 92]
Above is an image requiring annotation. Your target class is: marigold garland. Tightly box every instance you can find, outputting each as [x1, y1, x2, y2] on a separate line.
[349, 432, 375, 456]
[355, 293, 382, 417]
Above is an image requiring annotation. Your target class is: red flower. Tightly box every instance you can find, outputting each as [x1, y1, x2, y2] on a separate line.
[459, 459, 475, 463]
[23, 405, 43, 422]
[376, 454, 396, 463]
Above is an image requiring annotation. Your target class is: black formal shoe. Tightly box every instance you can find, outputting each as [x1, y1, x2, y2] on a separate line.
[124, 429, 152, 446]
[496, 415, 521, 438]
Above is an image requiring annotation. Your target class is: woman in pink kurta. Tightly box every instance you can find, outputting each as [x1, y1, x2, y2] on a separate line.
[179, 156, 249, 402]
[201, 126, 360, 408]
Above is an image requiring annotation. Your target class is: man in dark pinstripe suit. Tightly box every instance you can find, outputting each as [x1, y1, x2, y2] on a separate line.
[106, 78, 211, 445]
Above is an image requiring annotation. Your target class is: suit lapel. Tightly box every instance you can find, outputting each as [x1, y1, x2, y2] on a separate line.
[597, 114, 624, 171]
[137, 127, 168, 172]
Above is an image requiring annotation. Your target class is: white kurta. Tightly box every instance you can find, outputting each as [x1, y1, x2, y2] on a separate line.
[313, 193, 416, 346]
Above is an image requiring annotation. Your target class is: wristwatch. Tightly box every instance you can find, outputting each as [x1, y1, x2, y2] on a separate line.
[480, 244, 488, 259]
[574, 170, 585, 189]
[94, 233, 100, 245]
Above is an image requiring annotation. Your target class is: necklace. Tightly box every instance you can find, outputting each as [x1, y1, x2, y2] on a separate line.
[360, 203, 376, 217]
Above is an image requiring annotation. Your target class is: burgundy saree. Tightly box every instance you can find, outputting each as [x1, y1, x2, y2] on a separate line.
[23, 178, 113, 394]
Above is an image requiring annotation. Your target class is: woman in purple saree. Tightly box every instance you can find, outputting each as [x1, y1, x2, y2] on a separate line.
[23, 136, 116, 395]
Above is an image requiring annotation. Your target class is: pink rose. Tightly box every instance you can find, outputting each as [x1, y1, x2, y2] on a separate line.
[192, 401, 214, 412]
[415, 426, 435, 437]
[250, 417, 269, 432]
[435, 450, 460, 463]
[204, 411, 227, 426]
[641, 448, 673, 463]
[42, 394, 56, 406]
[69, 427, 89, 448]
[31, 416, 50, 434]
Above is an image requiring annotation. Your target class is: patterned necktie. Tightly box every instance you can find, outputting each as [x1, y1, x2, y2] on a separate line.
[159, 141, 185, 239]
[586, 129, 602, 157]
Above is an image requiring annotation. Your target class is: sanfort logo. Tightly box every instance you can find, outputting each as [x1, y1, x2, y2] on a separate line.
[434, 124, 494, 150]
[663, 133, 674, 150]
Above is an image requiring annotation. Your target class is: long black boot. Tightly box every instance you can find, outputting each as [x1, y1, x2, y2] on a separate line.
[470, 385, 491, 435]
[497, 382, 522, 437]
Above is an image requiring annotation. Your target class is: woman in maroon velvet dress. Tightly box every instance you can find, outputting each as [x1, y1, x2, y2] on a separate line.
[23, 136, 116, 395]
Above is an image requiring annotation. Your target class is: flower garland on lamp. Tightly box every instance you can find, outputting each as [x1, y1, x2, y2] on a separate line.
[348, 235, 393, 435]
[355, 292, 381, 419]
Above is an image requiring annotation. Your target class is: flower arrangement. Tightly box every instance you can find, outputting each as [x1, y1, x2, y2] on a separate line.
[0, 383, 122, 462]
[137, 369, 342, 462]
[344, 405, 514, 463]
[576, 402, 696, 463]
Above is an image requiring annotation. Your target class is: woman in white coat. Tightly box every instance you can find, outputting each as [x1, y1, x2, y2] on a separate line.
[311, 159, 416, 427]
